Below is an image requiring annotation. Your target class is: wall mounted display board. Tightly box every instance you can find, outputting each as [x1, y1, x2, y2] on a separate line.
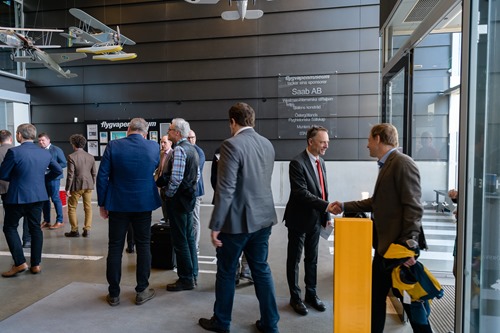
[86, 119, 171, 159]
[278, 74, 338, 139]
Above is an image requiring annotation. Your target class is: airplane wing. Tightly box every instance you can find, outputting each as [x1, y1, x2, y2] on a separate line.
[49, 52, 87, 64]
[69, 8, 135, 45]
[13, 52, 86, 64]
[61, 27, 103, 45]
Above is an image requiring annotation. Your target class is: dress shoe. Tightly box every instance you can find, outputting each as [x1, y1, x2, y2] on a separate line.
[290, 299, 308, 316]
[166, 279, 195, 291]
[30, 266, 41, 274]
[305, 295, 326, 312]
[22, 241, 31, 248]
[2, 263, 28, 277]
[199, 317, 230, 333]
[240, 271, 254, 283]
[106, 294, 120, 306]
[82, 230, 89, 237]
[136, 288, 155, 305]
[255, 320, 264, 333]
[49, 222, 64, 230]
[126, 247, 135, 254]
[41, 221, 51, 229]
[64, 231, 80, 237]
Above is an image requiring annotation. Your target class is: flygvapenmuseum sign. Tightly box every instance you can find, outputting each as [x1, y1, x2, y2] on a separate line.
[278, 74, 337, 139]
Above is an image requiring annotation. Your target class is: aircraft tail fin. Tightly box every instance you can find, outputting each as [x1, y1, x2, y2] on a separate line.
[58, 70, 78, 79]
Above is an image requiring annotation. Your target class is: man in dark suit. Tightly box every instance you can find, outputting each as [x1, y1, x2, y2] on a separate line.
[38, 132, 67, 230]
[64, 134, 96, 238]
[161, 118, 199, 292]
[97, 118, 161, 306]
[0, 123, 62, 277]
[332, 123, 428, 333]
[199, 102, 279, 333]
[187, 129, 205, 253]
[284, 125, 332, 316]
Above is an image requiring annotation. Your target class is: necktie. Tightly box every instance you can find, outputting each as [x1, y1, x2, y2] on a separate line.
[316, 159, 326, 200]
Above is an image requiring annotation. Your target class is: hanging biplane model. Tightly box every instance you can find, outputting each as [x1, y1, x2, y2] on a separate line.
[61, 8, 137, 61]
[0, 27, 86, 78]
[184, 0, 274, 21]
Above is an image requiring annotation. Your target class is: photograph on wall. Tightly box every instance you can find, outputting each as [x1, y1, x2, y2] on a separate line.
[100, 132, 108, 143]
[100, 145, 107, 156]
[160, 123, 171, 138]
[87, 124, 98, 140]
[149, 131, 158, 142]
[110, 131, 127, 141]
[88, 141, 98, 156]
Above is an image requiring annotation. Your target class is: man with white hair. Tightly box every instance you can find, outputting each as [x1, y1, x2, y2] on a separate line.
[161, 118, 200, 291]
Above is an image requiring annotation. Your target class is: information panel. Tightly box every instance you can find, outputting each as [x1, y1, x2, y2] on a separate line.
[278, 74, 337, 139]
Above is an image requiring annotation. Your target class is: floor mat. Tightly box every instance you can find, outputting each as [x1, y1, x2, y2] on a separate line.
[0, 282, 333, 333]
[429, 284, 455, 333]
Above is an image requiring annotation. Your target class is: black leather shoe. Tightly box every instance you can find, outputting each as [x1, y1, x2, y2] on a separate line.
[305, 295, 326, 312]
[255, 320, 264, 332]
[166, 279, 195, 291]
[290, 299, 308, 316]
[199, 317, 229, 333]
[240, 272, 254, 283]
[82, 229, 89, 237]
[22, 241, 31, 248]
[64, 231, 80, 238]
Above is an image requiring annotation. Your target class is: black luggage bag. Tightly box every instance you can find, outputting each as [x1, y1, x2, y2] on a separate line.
[151, 222, 176, 269]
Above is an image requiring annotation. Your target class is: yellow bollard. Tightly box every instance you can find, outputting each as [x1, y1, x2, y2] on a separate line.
[333, 217, 372, 333]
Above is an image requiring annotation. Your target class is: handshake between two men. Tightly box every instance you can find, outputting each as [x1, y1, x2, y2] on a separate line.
[327, 201, 343, 215]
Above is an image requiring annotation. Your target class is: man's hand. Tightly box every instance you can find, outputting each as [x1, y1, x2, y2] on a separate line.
[99, 206, 109, 219]
[328, 201, 343, 215]
[403, 256, 417, 267]
[211, 230, 222, 248]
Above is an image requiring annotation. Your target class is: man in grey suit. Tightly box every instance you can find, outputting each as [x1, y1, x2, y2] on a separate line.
[199, 102, 280, 333]
[64, 134, 96, 238]
[284, 125, 332, 316]
[332, 123, 429, 333]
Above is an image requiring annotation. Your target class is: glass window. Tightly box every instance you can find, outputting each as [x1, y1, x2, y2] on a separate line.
[0, 0, 24, 77]
[463, 0, 500, 331]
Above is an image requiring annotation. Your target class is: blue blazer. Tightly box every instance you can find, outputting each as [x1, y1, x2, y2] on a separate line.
[47, 144, 67, 180]
[0, 141, 63, 204]
[96, 134, 162, 212]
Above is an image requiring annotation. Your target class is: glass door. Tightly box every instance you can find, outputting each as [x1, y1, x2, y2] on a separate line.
[382, 53, 412, 153]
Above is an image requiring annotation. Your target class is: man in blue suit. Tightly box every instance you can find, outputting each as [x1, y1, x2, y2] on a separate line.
[0, 123, 62, 277]
[97, 118, 161, 307]
[38, 132, 67, 230]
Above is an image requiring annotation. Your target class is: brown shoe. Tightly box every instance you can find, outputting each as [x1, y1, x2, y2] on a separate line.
[49, 222, 64, 230]
[2, 263, 28, 277]
[41, 221, 51, 229]
[30, 266, 41, 274]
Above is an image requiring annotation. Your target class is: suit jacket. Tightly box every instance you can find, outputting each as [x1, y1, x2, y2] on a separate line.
[65, 149, 97, 192]
[0, 143, 13, 195]
[344, 150, 423, 256]
[209, 128, 277, 234]
[284, 149, 330, 233]
[47, 144, 67, 180]
[193, 144, 205, 197]
[0, 141, 63, 204]
[96, 133, 161, 212]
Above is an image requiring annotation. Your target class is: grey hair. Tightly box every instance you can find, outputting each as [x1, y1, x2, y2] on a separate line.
[171, 118, 191, 138]
[128, 118, 149, 134]
[17, 123, 37, 140]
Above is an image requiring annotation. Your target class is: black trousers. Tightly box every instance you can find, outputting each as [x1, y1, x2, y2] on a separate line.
[286, 224, 320, 301]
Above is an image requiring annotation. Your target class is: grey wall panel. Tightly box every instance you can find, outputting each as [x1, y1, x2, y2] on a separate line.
[359, 95, 379, 116]
[23, 1, 381, 162]
[31, 104, 85, 123]
[0, 76, 27, 94]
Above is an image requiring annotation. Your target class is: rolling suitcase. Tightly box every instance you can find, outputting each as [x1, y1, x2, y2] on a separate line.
[151, 222, 176, 269]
